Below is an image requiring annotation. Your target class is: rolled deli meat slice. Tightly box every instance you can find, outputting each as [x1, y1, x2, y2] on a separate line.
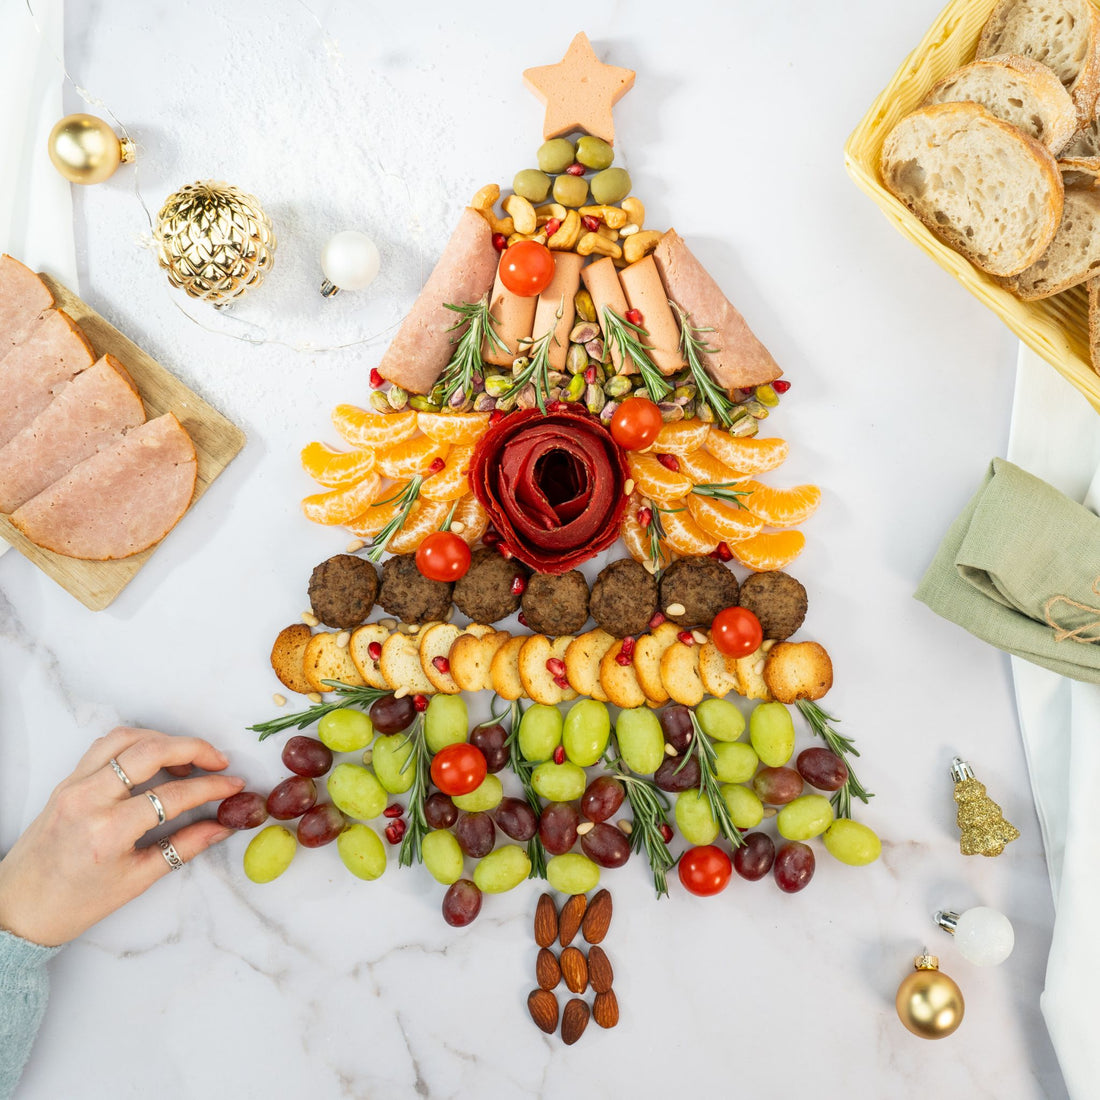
[0, 254, 54, 351]
[0, 355, 146, 513]
[581, 256, 630, 370]
[0, 309, 96, 447]
[12, 414, 197, 560]
[652, 229, 782, 392]
[482, 268, 537, 367]
[376, 207, 500, 394]
[619, 255, 685, 376]
[533, 250, 583, 371]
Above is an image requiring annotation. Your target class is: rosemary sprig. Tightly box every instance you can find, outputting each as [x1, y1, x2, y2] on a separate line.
[364, 476, 423, 563]
[615, 770, 675, 898]
[397, 713, 431, 867]
[691, 481, 753, 508]
[504, 311, 560, 415]
[602, 306, 673, 403]
[676, 713, 745, 848]
[671, 301, 740, 430]
[504, 698, 548, 879]
[796, 701, 874, 819]
[436, 296, 507, 408]
[635, 498, 673, 572]
[249, 681, 393, 741]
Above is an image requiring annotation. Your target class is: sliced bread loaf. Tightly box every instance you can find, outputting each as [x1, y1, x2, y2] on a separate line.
[1062, 115, 1100, 155]
[977, 0, 1100, 122]
[1089, 277, 1100, 373]
[923, 54, 1076, 152]
[880, 102, 1063, 277]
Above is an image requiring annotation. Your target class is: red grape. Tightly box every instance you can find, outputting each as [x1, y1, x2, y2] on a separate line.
[266, 776, 317, 820]
[659, 705, 694, 752]
[470, 723, 509, 773]
[732, 831, 775, 881]
[774, 841, 815, 893]
[369, 693, 417, 735]
[581, 776, 624, 822]
[494, 797, 538, 841]
[538, 801, 580, 856]
[796, 747, 849, 792]
[654, 754, 700, 792]
[424, 792, 458, 829]
[281, 736, 333, 778]
[580, 823, 631, 868]
[752, 767, 804, 805]
[452, 811, 495, 858]
[217, 791, 269, 830]
[296, 803, 346, 847]
[442, 879, 483, 927]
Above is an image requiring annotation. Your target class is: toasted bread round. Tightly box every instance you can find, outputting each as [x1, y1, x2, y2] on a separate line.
[490, 635, 528, 701]
[271, 623, 315, 695]
[564, 630, 616, 702]
[419, 622, 463, 694]
[659, 642, 705, 707]
[348, 623, 391, 689]
[449, 630, 510, 693]
[734, 642, 776, 702]
[303, 631, 366, 694]
[379, 632, 435, 696]
[698, 640, 740, 699]
[599, 640, 648, 709]
[633, 622, 681, 705]
[519, 635, 578, 706]
[763, 641, 833, 703]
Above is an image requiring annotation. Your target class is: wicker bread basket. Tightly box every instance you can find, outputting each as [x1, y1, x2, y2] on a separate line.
[844, 0, 1100, 413]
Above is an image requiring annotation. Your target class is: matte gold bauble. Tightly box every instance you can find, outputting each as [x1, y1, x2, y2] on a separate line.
[154, 181, 276, 306]
[47, 114, 134, 184]
[896, 954, 965, 1039]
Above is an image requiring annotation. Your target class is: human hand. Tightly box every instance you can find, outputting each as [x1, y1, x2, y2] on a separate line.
[0, 727, 245, 947]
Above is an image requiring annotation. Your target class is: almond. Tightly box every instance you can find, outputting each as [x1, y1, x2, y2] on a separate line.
[559, 892, 587, 947]
[592, 989, 620, 1029]
[534, 893, 558, 948]
[561, 997, 590, 1045]
[527, 988, 558, 1034]
[560, 945, 588, 994]
[582, 888, 613, 944]
[587, 945, 614, 993]
[536, 948, 561, 991]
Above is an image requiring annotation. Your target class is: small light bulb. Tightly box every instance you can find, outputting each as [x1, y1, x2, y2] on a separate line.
[320, 231, 380, 297]
[934, 906, 1014, 966]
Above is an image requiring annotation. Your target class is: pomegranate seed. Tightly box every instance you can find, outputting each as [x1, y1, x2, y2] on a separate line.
[492, 232, 507, 252]
[625, 308, 644, 327]
[677, 631, 695, 646]
[546, 657, 566, 677]
[517, 611, 528, 627]
[615, 652, 633, 667]
[383, 804, 404, 819]
[367, 641, 382, 661]
[566, 162, 586, 176]
[384, 821, 407, 845]
[545, 217, 562, 237]
[637, 507, 653, 528]
[428, 457, 446, 474]
[499, 545, 514, 560]
[489, 410, 505, 426]
[581, 214, 600, 232]
[659, 823, 674, 844]
[584, 366, 597, 384]
[714, 541, 733, 562]
[648, 611, 666, 630]
[413, 694, 429, 712]
[511, 575, 527, 595]
[553, 674, 570, 690]
[620, 636, 636, 659]
[369, 368, 384, 389]
[482, 528, 500, 546]
[773, 379, 791, 394]
[657, 453, 680, 472]
[553, 745, 566, 765]
[432, 656, 450, 675]
[740, 387, 755, 396]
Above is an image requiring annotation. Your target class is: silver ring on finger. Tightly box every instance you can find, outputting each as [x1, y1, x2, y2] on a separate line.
[158, 837, 185, 871]
[145, 790, 167, 826]
[107, 757, 134, 791]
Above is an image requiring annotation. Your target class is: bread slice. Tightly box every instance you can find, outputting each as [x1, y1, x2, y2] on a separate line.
[599, 639, 648, 709]
[564, 629, 616, 702]
[633, 622, 681, 705]
[762, 641, 833, 704]
[303, 632, 366, 693]
[449, 630, 509, 693]
[880, 102, 1063, 276]
[271, 624, 315, 695]
[419, 622, 463, 694]
[489, 634, 527, 700]
[922, 54, 1076, 153]
[348, 623, 391, 689]
[733, 642, 775, 702]
[518, 635, 578, 706]
[379, 632, 435, 696]
[1062, 114, 1100, 156]
[699, 641, 741, 698]
[1089, 277, 1100, 374]
[659, 641, 706, 707]
[977, 0, 1100, 122]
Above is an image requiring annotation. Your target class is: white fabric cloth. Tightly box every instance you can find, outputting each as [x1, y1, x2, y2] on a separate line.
[1007, 347, 1100, 1100]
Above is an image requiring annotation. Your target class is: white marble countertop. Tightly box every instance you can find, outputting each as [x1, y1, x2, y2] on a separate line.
[0, 1, 1072, 1096]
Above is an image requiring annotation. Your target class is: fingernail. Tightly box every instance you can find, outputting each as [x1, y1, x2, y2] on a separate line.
[230, 776, 246, 789]
[212, 827, 233, 843]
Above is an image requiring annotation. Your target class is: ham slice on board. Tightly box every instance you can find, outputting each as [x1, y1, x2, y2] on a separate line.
[582, 256, 630, 371]
[376, 207, 500, 394]
[533, 251, 584, 371]
[11, 413, 197, 560]
[0, 309, 96, 447]
[0, 355, 146, 513]
[0, 254, 54, 352]
[483, 268, 537, 367]
[652, 229, 782, 392]
[619, 255, 684, 376]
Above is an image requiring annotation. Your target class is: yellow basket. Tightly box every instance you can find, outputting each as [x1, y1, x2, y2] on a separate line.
[844, 0, 1100, 414]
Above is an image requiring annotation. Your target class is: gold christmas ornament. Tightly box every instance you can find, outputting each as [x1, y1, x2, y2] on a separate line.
[896, 954, 965, 1039]
[154, 181, 276, 306]
[47, 113, 134, 185]
[951, 757, 1020, 857]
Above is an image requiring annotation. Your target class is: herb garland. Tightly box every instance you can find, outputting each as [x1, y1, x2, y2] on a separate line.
[796, 701, 873, 818]
[397, 713, 431, 867]
[248, 681, 394, 741]
[602, 306, 673, 404]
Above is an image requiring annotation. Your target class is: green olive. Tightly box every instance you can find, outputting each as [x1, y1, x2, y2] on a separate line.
[513, 169, 551, 204]
[553, 174, 589, 208]
[576, 136, 614, 170]
[537, 138, 576, 174]
[590, 167, 632, 205]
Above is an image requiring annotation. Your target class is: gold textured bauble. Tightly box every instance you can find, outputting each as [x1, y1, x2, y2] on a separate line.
[154, 180, 276, 306]
[896, 955, 965, 1039]
[47, 114, 134, 185]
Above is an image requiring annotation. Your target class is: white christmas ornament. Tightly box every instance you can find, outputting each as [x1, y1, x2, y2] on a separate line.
[934, 906, 1015, 966]
[321, 231, 380, 296]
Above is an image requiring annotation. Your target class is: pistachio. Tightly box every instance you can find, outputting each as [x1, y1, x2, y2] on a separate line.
[564, 373, 586, 401]
[511, 356, 531, 379]
[729, 414, 760, 438]
[574, 288, 596, 322]
[484, 373, 512, 397]
[546, 387, 563, 403]
[680, 399, 696, 420]
[546, 370, 567, 388]
[471, 371, 485, 391]
[566, 343, 589, 375]
[515, 383, 539, 410]
[386, 385, 409, 411]
[658, 401, 684, 423]
[600, 399, 619, 424]
[495, 392, 519, 413]
[369, 391, 392, 414]
[585, 337, 607, 362]
[585, 384, 606, 415]
[429, 384, 447, 407]
[696, 401, 715, 424]
[743, 399, 770, 420]
[408, 395, 440, 413]
[569, 321, 601, 344]
[449, 388, 470, 409]
[604, 375, 632, 398]
[473, 393, 497, 412]
[672, 384, 697, 404]
[755, 384, 779, 407]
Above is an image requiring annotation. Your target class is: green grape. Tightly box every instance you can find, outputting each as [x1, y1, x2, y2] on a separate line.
[545, 852, 600, 895]
[615, 707, 665, 774]
[327, 763, 387, 820]
[749, 702, 795, 766]
[518, 704, 563, 763]
[777, 794, 835, 841]
[473, 845, 532, 893]
[452, 773, 504, 813]
[823, 819, 881, 866]
[675, 789, 719, 845]
[337, 823, 386, 880]
[243, 825, 296, 883]
[531, 761, 587, 802]
[425, 694, 468, 753]
[422, 828, 464, 885]
[317, 708, 373, 753]
[695, 698, 746, 742]
[713, 741, 758, 784]
[721, 783, 764, 829]
[562, 699, 611, 766]
[369, 734, 415, 794]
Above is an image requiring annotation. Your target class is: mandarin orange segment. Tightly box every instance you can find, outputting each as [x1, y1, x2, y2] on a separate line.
[627, 453, 694, 503]
[653, 419, 711, 456]
[739, 481, 821, 527]
[417, 411, 491, 445]
[704, 431, 789, 475]
[677, 448, 747, 486]
[332, 405, 419, 449]
[659, 502, 719, 556]
[730, 530, 805, 571]
[386, 499, 453, 554]
[300, 442, 377, 488]
[451, 495, 489, 545]
[377, 436, 450, 480]
[344, 480, 412, 537]
[686, 494, 765, 544]
[420, 444, 474, 501]
[301, 473, 382, 525]
[620, 493, 671, 569]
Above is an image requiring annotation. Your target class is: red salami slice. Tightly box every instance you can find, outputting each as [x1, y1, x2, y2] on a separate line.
[0, 254, 54, 351]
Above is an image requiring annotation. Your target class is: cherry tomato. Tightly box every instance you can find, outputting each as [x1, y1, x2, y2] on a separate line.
[498, 241, 555, 297]
[610, 397, 664, 451]
[678, 844, 732, 897]
[430, 743, 487, 797]
[416, 531, 472, 582]
[711, 606, 764, 658]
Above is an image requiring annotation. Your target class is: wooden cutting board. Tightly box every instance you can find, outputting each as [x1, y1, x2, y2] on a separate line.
[0, 275, 246, 610]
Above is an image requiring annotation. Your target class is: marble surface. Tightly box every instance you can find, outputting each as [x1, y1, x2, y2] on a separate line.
[0, 1, 1071, 1096]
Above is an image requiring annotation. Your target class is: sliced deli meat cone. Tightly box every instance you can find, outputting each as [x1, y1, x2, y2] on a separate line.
[619, 254, 685, 375]
[0, 254, 54, 351]
[12, 414, 197, 560]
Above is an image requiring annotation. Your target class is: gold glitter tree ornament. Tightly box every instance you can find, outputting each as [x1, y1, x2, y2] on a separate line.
[155, 181, 276, 306]
[951, 757, 1020, 857]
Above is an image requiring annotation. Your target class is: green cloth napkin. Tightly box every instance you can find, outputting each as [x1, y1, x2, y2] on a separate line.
[915, 457, 1100, 683]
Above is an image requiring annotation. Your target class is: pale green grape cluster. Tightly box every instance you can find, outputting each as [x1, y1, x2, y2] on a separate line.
[615, 707, 664, 774]
[328, 763, 387, 820]
[425, 695, 468, 753]
[518, 704, 563, 762]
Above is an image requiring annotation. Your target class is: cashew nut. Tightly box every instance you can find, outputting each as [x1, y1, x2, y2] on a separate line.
[469, 183, 514, 236]
[547, 209, 582, 250]
[576, 231, 623, 260]
[579, 204, 628, 230]
[503, 194, 537, 235]
[623, 230, 663, 264]
[620, 197, 645, 229]
[535, 202, 567, 226]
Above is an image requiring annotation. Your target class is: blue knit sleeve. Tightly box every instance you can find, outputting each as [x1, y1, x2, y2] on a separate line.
[0, 929, 61, 1100]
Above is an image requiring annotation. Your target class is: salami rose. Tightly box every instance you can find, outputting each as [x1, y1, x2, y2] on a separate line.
[469, 407, 628, 574]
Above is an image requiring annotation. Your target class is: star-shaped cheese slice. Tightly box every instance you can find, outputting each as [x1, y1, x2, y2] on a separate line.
[523, 31, 635, 145]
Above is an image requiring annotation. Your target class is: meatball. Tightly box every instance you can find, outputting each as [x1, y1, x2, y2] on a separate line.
[378, 554, 453, 624]
[738, 571, 807, 641]
[589, 558, 658, 638]
[658, 556, 739, 630]
[453, 548, 529, 624]
[308, 554, 379, 629]
[522, 570, 590, 635]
